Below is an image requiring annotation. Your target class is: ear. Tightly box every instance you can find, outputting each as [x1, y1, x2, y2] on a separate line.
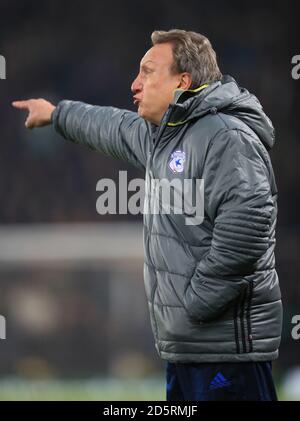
[177, 73, 193, 90]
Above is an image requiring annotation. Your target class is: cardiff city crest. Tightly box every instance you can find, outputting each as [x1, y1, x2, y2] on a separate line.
[169, 150, 185, 173]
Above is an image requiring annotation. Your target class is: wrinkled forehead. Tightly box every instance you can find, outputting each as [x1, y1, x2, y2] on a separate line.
[140, 43, 174, 68]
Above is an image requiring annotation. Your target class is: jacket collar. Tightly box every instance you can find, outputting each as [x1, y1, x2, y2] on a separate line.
[167, 81, 222, 126]
[172, 83, 209, 104]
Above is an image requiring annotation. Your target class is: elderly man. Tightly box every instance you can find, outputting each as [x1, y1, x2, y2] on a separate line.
[13, 29, 282, 401]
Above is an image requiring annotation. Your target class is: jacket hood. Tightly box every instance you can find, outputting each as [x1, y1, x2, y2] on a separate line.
[169, 75, 275, 150]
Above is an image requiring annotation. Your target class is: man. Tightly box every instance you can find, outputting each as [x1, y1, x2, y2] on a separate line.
[13, 29, 282, 401]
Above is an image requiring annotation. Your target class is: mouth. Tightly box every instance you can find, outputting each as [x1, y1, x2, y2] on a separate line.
[133, 97, 141, 106]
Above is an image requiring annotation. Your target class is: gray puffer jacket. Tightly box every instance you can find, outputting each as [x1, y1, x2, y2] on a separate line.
[52, 75, 282, 363]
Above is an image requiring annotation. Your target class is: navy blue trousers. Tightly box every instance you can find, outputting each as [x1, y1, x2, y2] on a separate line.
[166, 361, 278, 401]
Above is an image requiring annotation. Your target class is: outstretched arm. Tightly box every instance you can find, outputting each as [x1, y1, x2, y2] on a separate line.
[12, 99, 149, 170]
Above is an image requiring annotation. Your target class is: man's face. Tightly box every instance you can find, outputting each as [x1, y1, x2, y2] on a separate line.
[131, 43, 182, 125]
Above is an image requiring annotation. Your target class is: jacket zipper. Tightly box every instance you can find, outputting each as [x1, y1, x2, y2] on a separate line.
[234, 282, 254, 354]
[148, 107, 173, 342]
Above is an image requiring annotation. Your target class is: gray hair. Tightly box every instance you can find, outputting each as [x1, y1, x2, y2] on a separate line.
[151, 29, 222, 89]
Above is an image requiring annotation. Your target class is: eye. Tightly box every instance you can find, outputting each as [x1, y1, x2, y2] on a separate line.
[142, 67, 153, 75]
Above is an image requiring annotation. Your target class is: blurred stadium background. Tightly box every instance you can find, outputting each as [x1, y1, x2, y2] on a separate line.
[0, 0, 300, 400]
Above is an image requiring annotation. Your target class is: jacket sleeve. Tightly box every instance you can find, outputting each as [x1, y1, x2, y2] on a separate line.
[51, 100, 149, 171]
[184, 128, 275, 322]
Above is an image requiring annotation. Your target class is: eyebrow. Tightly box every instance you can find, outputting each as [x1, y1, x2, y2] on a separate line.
[140, 60, 155, 68]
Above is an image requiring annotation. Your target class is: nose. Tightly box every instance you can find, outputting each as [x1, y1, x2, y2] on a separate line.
[131, 74, 142, 94]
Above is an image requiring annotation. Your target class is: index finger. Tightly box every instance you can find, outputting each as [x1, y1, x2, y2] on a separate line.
[12, 100, 30, 110]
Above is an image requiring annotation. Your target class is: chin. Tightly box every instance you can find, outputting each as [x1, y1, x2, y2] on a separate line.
[138, 107, 155, 124]
[138, 107, 147, 120]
